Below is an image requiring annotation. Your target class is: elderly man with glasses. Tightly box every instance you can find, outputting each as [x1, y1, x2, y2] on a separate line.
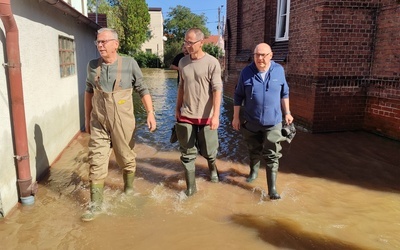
[81, 28, 156, 221]
[174, 28, 223, 196]
[232, 43, 294, 200]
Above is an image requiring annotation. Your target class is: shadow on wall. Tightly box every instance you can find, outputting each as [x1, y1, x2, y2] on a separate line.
[34, 124, 50, 181]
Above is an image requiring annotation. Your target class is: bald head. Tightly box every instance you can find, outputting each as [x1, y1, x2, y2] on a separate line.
[254, 43, 271, 54]
[253, 43, 273, 72]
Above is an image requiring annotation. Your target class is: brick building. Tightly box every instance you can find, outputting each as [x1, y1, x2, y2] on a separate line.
[224, 0, 400, 140]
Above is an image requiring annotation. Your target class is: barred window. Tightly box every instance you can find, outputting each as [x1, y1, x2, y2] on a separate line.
[275, 0, 290, 41]
[59, 36, 76, 77]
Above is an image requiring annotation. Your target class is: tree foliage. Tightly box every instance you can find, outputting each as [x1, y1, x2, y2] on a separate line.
[163, 6, 210, 67]
[134, 51, 163, 68]
[164, 5, 210, 45]
[203, 43, 224, 59]
[117, 0, 150, 54]
[87, 0, 150, 55]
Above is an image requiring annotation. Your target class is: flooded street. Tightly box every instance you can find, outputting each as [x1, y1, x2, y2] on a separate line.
[1, 69, 400, 250]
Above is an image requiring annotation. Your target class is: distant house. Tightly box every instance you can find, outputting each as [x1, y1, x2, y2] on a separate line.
[203, 35, 225, 70]
[203, 35, 219, 45]
[0, 0, 99, 217]
[141, 8, 165, 62]
[225, 0, 399, 140]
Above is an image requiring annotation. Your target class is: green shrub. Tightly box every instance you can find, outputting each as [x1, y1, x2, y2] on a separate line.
[203, 43, 224, 59]
[133, 51, 163, 68]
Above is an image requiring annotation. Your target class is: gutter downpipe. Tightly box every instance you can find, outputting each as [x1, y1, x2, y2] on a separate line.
[0, 0, 37, 205]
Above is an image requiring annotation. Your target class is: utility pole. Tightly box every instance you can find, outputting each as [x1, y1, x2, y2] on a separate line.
[217, 5, 223, 36]
[95, 0, 98, 23]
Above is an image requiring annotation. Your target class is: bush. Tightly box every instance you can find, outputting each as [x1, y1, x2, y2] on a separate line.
[164, 41, 183, 68]
[133, 51, 163, 68]
[202, 43, 224, 59]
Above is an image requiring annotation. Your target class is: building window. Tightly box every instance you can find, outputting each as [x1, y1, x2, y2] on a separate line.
[146, 49, 152, 53]
[58, 36, 76, 77]
[275, 0, 290, 41]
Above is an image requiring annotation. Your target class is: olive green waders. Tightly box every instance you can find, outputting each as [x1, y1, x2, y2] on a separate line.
[241, 123, 284, 200]
[82, 56, 137, 221]
[175, 123, 220, 196]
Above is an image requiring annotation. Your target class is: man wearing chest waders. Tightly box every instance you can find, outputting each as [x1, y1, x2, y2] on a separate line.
[174, 28, 223, 196]
[81, 28, 156, 222]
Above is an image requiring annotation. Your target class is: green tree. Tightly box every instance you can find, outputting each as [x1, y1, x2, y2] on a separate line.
[87, 0, 150, 55]
[117, 0, 150, 54]
[163, 5, 210, 67]
[87, 0, 113, 13]
[164, 5, 210, 45]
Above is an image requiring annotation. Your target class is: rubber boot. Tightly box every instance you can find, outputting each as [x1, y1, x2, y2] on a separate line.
[266, 171, 281, 200]
[123, 171, 135, 194]
[246, 161, 260, 183]
[184, 170, 197, 196]
[81, 181, 104, 222]
[208, 160, 219, 183]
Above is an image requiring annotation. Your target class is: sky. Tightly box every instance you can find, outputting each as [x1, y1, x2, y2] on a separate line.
[145, 0, 226, 35]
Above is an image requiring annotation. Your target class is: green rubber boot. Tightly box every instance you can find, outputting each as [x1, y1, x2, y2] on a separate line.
[123, 171, 135, 194]
[81, 181, 104, 222]
[267, 171, 281, 200]
[246, 161, 260, 183]
[208, 160, 219, 183]
[184, 170, 197, 196]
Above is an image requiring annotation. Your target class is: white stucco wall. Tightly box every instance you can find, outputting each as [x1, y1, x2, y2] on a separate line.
[141, 9, 165, 61]
[70, 0, 87, 16]
[0, 0, 98, 217]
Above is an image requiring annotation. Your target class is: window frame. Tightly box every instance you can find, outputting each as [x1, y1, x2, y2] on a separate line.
[275, 0, 290, 41]
[58, 36, 76, 78]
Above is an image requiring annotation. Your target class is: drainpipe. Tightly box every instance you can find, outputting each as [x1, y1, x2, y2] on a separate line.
[0, 0, 37, 205]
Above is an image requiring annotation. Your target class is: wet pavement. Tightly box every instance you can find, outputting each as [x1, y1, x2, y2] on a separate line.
[1, 69, 399, 250]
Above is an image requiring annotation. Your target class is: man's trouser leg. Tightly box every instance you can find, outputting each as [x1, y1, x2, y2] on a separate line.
[82, 120, 110, 221]
[241, 126, 263, 183]
[110, 111, 137, 194]
[175, 123, 198, 196]
[198, 125, 219, 183]
[263, 125, 283, 200]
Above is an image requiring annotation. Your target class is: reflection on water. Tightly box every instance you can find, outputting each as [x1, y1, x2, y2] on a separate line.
[1, 69, 400, 250]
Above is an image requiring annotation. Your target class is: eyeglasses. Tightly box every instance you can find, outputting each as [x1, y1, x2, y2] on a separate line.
[253, 52, 272, 59]
[94, 39, 116, 46]
[184, 39, 202, 46]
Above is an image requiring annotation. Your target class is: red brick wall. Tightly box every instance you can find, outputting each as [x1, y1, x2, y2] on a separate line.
[288, 0, 378, 132]
[225, 0, 400, 140]
[224, 0, 271, 100]
[365, 80, 400, 139]
[364, 3, 400, 139]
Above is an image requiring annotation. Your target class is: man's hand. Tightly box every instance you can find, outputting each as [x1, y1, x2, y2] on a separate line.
[285, 114, 294, 125]
[147, 112, 157, 132]
[232, 117, 241, 131]
[210, 115, 220, 130]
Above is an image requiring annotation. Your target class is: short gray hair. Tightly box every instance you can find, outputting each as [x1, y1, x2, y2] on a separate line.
[185, 28, 204, 40]
[97, 28, 118, 40]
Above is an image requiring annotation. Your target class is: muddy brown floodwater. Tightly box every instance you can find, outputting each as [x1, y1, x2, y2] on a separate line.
[1, 69, 399, 250]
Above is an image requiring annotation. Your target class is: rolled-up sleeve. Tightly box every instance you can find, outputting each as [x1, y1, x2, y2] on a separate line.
[131, 59, 150, 97]
[85, 60, 96, 93]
